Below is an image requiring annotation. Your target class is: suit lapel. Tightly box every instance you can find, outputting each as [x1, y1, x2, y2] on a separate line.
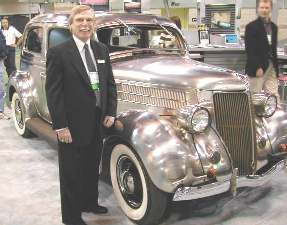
[257, 18, 270, 48]
[67, 39, 92, 89]
[271, 23, 276, 47]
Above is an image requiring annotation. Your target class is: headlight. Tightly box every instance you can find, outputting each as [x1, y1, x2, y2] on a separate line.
[252, 93, 277, 117]
[177, 106, 211, 133]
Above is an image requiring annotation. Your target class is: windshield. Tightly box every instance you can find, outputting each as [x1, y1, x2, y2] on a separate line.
[97, 25, 185, 53]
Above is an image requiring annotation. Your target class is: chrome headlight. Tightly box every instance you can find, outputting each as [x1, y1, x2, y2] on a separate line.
[177, 106, 211, 133]
[252, 93, 277, 117]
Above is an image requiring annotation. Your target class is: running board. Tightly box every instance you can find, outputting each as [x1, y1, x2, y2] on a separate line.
[26, 118, 58, 149]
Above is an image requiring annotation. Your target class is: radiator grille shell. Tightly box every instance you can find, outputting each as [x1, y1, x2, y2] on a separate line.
[213, 92, 256, 176]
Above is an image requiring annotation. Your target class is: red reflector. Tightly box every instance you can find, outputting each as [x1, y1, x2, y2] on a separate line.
[207, 166, 217, 178]
[280, 144, 287, 152]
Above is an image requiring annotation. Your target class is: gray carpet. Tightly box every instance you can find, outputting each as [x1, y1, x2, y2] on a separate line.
[1, 112, 287, 225]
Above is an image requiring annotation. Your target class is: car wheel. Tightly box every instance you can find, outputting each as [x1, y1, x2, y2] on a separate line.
[11, 92, 33, 138]
[110, 144, 168, 225]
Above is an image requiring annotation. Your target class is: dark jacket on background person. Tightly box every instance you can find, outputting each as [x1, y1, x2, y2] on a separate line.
[45, 38, 117, 147]
[245, 17, 278, 77]
[0, 30, 7, 60]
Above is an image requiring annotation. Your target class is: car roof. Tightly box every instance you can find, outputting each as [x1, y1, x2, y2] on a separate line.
[29, 12, 176, 28]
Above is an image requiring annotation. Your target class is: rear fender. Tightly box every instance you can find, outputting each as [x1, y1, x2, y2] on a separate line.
[7, 71, 37, 119]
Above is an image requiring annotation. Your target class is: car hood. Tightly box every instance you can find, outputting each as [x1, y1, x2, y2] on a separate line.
[112, 54, 247, 91]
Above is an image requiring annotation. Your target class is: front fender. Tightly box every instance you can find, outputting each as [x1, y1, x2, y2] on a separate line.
[7, 71, 37, 119]
[262, 104, 287, 152]
[108, 110, 232, 193]
[110, 110, 197, 193]
[192, 126, 233, 182]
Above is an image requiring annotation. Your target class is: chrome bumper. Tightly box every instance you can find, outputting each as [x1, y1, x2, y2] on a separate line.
[173, 160, 286, 201]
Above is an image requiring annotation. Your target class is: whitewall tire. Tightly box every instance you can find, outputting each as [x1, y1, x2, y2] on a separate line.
[110, 144, 168, 225]
[11, 92, 33, 138]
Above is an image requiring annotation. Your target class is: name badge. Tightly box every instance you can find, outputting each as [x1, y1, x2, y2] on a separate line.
[89, 72, 100, 91]
[97, 59, 105, 64]
[267, 34, 272, 45]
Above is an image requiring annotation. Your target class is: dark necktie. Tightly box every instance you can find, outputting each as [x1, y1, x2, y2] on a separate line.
[83, 43, 101, 107]
[84, 43, 97, 72]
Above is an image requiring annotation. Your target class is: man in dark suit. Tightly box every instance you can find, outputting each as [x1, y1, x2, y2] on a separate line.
[245, 0, 279, 98]
[45, 5, 117, 225]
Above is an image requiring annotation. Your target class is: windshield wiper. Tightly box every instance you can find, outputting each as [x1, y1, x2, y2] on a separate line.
[115, 19, 141, 35]
[152, 18, 174, 37]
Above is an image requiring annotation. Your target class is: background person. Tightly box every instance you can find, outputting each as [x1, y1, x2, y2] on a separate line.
[245, 0, 279, 99]
[1, 17, 23, 76]
[45, 5, 117, 225]
[170, 15, 182, 30]
[0, 28, 10, 120]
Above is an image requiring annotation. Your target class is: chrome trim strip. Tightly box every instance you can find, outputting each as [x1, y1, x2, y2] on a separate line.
[173, 160, 286, 201]
[237, 160, 286, 188]
[173, 179, 231, 201]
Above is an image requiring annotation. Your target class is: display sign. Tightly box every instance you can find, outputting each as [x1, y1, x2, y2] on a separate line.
[81, 0, 108, 4]
[211, 11, 231, 29]
[124, 0, 141, 13]
[80, 0, 109, 11]
[199, 30, 210, 45]
[205, 4, 235, 34]
[198, 24, 210, 46]
[225, 34, 238, 44]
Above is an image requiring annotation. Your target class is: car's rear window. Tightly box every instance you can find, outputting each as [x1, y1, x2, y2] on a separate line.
[48, 28, 71, 49]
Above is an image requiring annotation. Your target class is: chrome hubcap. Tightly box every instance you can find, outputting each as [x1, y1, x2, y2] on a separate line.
[116, 155, 143, 209]
[14, 98, 24, 129]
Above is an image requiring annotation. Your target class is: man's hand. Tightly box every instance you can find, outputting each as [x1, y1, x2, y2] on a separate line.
[103, 116, 115, 128]
[56, 128, 73, 144]
[256, 68, 264, 77]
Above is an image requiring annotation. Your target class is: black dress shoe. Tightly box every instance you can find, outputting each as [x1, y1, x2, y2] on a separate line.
[66, 218, 87, 225]
[83, 205, 108, 214]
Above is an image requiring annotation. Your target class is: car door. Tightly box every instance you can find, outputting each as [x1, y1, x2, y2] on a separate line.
[20, 26, 47, 120]
[40, 27, 72, 122]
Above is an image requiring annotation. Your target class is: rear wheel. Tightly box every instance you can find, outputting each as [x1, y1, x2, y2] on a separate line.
[11, 92, 33, 138]
[110, 144, 168, 225]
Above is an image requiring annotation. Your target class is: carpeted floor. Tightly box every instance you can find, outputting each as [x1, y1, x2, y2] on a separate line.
[1, 111, 287, 225]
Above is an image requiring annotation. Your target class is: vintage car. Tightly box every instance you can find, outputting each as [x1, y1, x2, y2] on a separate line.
[7, 12, 287, 225]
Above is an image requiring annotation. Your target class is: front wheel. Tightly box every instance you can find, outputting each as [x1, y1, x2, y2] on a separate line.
[110, 144, 168, 225]
[11, 92, 33, 138]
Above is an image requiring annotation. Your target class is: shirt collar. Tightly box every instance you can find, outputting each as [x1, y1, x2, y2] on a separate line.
[73, 35, 91, 52]
[259, 16, 271, 24]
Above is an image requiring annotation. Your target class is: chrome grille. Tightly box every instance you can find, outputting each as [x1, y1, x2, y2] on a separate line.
[116, 80, 188, 109]
[213, 92, 255, 176]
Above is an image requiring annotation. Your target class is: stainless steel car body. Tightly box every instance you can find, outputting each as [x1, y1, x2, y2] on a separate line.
[8, 12, 287, 198]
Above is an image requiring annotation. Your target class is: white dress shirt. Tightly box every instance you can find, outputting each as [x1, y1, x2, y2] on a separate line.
[73, 35, 98, 74]
[2, 26, 22, 46]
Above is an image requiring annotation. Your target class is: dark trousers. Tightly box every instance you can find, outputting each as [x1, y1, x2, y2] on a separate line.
[4, 46, 16, 76]
[58, 113, 103, 224]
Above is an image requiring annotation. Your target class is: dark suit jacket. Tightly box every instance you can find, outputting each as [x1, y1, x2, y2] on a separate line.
[245, 17, 278, 77]
[45, 38, 117, 147]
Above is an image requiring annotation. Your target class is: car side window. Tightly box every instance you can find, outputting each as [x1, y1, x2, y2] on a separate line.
[48, 28, 71, 49]
[110, 28, 141, 48]
[97, 26, 182, 53]
[26, 27, 43, 53]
